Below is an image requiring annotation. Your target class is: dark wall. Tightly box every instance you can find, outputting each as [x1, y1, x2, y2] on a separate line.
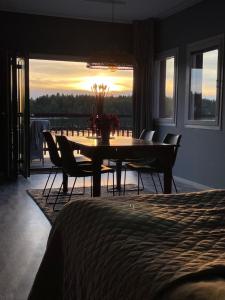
[155, 0, 225, 188]
[0, 11, 132, 58]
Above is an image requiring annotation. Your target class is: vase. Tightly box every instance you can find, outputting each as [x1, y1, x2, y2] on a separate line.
[101, 128, 110, 143]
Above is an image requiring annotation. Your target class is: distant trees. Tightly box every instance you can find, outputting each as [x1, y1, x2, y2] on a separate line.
[160, 97, 174, 118]
[30, 93, 133, 129]
[30, 93, 132, 115]
[189, 92, 216, 120]
[159, 95, 216, 120]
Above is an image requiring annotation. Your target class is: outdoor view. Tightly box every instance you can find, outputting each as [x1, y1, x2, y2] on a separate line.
[159, 57, 175, 119]
[189, 49, 219, 120]
[29, 60, 133, 130]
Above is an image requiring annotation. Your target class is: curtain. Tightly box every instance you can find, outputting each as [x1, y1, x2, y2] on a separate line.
[132, 19, 155, 138]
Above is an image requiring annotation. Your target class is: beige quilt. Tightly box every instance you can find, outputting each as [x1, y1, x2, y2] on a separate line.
[29, 190, 225, 300]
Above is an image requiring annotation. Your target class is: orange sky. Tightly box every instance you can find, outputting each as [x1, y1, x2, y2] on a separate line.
[29, 59, 133, 99]
[29, 54, 217, 101]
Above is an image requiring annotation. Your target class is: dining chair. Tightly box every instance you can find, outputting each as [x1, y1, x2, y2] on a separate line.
[54, 135, 115, 211]
[42, 131, 90, 203]
[42, 131, 63, 203]
[139, 129, 156, 141]
[123, 133, 182, 194]
[107, 129, 156, 193]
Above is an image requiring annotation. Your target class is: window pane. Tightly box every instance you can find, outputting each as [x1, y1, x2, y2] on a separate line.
[189, 49, 218, 121]
[159, 57, 175, 119]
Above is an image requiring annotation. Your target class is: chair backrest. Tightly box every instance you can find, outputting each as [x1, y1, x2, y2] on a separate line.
[162, 133, 182, 166]
[43, 131, 61, 167]
[139, 129, 156, 142]
[56, 135, 78, 174]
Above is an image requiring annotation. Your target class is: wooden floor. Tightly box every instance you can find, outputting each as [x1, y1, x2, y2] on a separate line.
[0, 172, 201, 299]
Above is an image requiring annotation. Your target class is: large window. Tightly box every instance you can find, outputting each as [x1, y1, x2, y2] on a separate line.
[185, 36, 223, 128]
[155, 49, 178, 125]
[29, 59, 133, 129]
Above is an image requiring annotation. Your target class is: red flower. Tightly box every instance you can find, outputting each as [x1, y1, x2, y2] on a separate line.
[90, 114, 120, 131]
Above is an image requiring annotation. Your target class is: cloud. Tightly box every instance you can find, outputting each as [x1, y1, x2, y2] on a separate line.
[30, 59, 133, 98]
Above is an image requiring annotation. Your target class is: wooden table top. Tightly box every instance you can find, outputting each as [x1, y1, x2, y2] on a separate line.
[67, 136, 174, 148]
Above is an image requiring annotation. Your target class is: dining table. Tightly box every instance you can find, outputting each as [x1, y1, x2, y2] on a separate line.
[65, 136, 175, 197]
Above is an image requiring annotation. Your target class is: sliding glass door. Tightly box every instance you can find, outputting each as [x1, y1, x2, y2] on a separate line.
[0, 51, 30, 179]
[16, 56, 30, 177]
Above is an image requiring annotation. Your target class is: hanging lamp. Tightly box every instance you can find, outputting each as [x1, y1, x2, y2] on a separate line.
[86, 0, 133, 71]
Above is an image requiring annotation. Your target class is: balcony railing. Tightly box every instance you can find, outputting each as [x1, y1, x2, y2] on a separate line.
[31, 113, 133, 137]
[30, 113, 133, 169]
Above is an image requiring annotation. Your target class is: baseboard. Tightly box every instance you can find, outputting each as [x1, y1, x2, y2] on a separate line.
[173, 176, 213, 190]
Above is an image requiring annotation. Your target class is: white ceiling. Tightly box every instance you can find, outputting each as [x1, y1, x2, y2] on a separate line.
[0, 0, 203, 23]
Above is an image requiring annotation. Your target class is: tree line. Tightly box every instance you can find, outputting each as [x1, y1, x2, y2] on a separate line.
[30, 93, 133, 129]
[30, 93, 133, 115]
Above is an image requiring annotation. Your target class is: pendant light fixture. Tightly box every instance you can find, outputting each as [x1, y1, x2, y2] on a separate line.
[86, 0, 133, 71]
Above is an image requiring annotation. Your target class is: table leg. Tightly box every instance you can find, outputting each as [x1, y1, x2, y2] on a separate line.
[163, 167, 172, 194]
[116, 160, 122, 193]
[92, 158, 102, 197]
[62, 172, 68, 193]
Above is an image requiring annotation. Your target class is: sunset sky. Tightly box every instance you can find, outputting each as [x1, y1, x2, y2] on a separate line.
[29, 51, 217, 101]
[29, 59, 133, 99]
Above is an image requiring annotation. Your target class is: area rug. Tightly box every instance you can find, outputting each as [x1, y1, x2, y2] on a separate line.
[27, 177, 200, 225]
[27, 185, 143, 224]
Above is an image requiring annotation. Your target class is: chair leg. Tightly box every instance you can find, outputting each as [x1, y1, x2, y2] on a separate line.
[140, 173, 145, 191]
[157, 173, 163, 192]
[150, 173, 158, 194]
[67, 177, 85, 196]
[69, 177, 77, 202]
[137, 171, 140, 195]
[112, 172, 115, 196]
[123, 168, 144, 194]
[53, 181, 63, 211]
[91, 176, 93, 197]
[83, 177, 85, 194]
[123, 168, 127, 195]
[42, 166, 54, 196]
[107, 172, 109, 192]
[46, 169, 58, 203]
[172, 176, 178, 193]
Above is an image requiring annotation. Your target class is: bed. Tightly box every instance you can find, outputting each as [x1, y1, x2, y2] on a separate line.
[29, 190, 225, 299]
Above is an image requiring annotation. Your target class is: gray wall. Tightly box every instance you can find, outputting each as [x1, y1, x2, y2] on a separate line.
[155, 0, 225, 188]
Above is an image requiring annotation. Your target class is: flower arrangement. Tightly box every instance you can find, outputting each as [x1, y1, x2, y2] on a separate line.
[90, 114, 120, 139]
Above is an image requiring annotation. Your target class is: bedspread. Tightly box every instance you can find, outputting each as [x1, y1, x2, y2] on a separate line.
[29, 190, 225, 300]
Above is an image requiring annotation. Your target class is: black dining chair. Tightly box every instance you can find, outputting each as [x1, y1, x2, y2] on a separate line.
[42, 131, 90, 203]
[54, 135, 115, 211]
[123, 133, 182, 194]
[107, 129, 156, 194]
[42, 131, 63, 203]
[139, 129, 156, 141]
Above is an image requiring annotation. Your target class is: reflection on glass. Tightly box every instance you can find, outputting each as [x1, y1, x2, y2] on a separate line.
[189, 49, 218, 120]
[159, 57, 175, 119]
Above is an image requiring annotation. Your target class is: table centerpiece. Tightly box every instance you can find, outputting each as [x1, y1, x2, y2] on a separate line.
[90, 114, 120, 142]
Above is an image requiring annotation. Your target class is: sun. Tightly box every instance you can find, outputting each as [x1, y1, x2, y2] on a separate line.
[80, 76, 123, 93]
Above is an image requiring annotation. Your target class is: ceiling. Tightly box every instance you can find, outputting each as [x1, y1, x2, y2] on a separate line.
[0, 0, 203, 23]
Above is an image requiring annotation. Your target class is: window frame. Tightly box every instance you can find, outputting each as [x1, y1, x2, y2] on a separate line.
[154, 48, 178, 126]
[184, 35, 224, 129]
